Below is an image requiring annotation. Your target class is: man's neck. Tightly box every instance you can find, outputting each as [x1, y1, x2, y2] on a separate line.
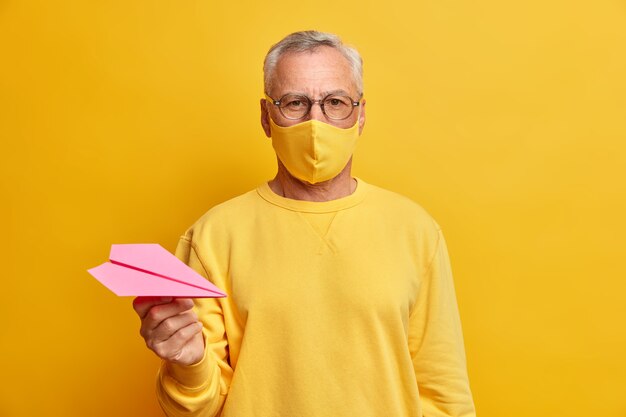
[268, 160, 356, 202]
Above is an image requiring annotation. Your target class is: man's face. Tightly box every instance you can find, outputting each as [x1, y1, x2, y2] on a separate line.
[260, 46, 366, 136]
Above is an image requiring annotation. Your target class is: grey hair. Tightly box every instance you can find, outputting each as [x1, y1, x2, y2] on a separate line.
[263, 30, 363, 97]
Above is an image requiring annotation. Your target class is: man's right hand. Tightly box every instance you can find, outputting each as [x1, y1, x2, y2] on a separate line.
[133, 297, 205, 366]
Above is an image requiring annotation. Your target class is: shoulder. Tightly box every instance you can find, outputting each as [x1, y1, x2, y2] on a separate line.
[360, 180, 445, 262]
[180, 188, 261, 243]
[362, 181, 442, 234]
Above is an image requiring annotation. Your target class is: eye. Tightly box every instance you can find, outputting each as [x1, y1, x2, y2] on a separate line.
[325, 96, 350, 108]
[282, 95, 308, 109]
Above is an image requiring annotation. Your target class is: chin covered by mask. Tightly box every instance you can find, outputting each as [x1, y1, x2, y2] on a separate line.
[269, 117, 360, 184]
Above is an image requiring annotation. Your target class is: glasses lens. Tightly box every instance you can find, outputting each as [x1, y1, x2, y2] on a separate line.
[279, 95, 310, 119]
[323, 95, 354, 120]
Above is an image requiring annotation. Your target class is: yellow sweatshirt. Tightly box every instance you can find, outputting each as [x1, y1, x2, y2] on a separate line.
[157, 179, 475, 417]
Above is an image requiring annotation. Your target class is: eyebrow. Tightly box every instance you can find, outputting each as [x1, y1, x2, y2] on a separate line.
[281, 89, 353, 98]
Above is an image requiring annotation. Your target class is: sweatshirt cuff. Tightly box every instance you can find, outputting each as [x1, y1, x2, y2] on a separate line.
[165, 344, 214, 391]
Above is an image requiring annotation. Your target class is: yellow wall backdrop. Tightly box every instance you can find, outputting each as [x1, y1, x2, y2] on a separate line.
[1, 1, 625, 416]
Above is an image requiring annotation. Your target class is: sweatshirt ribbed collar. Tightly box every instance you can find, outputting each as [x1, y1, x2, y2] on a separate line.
[256, 177, 369, 213]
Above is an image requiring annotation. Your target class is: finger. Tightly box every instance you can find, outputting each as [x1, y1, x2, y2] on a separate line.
[151, 321, 204, 362]
[141, 298, 193, 330]
[140, 299, 196, 334]
[133, 296, 174, 319]
[149, 310, 200, 343]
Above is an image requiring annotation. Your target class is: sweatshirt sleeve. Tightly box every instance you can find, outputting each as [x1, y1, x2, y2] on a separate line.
[155, 236, 234, 417]
[408, 229, 476, 417]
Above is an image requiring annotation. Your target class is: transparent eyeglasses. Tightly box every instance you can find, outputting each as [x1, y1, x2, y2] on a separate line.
[265, 93, 361, 120]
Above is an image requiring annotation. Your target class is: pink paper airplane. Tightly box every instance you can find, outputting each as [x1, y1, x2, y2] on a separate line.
[88, 244, 226, 298]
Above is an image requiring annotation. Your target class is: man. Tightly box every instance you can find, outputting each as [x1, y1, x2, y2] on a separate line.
[133, 31, 476, 417]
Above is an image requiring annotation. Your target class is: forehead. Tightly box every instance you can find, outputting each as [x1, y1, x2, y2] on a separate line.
[271, 46, 356, 96]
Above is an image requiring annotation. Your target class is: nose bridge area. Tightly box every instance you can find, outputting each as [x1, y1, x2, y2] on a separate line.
[308, 100, 326, 121]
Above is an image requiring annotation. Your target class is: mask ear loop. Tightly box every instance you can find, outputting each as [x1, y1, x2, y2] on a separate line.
[264, 95, 278, 128]
[354, 99, 363, 128]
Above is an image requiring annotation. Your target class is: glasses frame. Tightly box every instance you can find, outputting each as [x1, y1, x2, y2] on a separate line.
[265, 93, 361, 121]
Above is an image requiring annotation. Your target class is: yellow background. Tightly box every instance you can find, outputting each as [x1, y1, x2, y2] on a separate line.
[1, 1, 625, 416]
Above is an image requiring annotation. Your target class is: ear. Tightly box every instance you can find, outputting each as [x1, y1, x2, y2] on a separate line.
[358, 99, 366, 135]
[260, 98, 272, 138]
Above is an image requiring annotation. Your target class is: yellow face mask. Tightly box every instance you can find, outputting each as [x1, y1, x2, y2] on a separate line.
[269, 117, 360, 184]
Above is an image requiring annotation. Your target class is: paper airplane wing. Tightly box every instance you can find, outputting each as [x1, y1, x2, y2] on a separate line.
[88, 244, 226, 298]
